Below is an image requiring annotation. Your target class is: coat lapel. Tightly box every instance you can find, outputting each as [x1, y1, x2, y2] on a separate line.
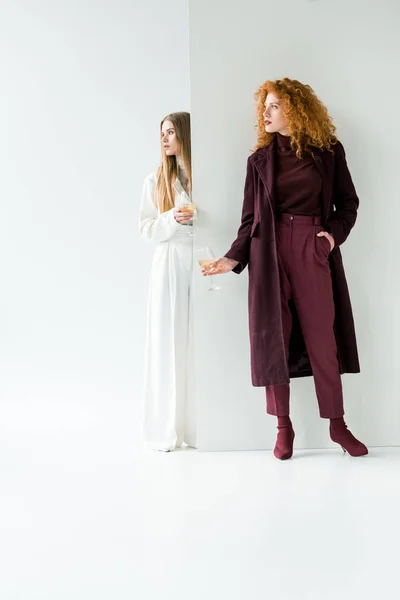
[311, 148, 334, 224]
[254, 139, 277, 217]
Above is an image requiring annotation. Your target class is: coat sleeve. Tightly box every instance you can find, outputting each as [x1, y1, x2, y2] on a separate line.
[326, 141, 359, 247]
[139, 173, 180, 243]
[224, 157, 255, 274]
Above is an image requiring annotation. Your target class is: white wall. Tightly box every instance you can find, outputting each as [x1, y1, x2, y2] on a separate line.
[0, 0, 190, 455]
[189, 0, 400, 450]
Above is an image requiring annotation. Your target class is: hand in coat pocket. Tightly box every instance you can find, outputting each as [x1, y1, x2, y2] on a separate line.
[317, 230, 335, 251]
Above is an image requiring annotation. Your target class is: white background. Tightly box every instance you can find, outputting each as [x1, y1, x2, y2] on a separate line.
[0, 0, 190, 454]
[1, 2, 399, 598]
[189, 0, 400, 450]
[0, 1, 191, 597]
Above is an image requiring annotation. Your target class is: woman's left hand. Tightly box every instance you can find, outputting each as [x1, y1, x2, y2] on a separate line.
[317, 230, 335, 251]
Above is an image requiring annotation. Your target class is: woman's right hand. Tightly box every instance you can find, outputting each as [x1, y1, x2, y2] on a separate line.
[174, 208, 193, 224]
[201, 257, 239, 275]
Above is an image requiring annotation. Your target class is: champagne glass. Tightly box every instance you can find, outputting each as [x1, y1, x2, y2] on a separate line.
[196, 246, 221, 292]
[179, 192, 196, 236]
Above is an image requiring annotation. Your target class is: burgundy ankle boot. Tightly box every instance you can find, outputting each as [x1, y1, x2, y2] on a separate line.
[274, 416, 295, 460]
[329, 417, 368, 457]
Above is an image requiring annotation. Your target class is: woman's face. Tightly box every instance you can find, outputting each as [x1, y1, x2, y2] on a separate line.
[161, 120, 181, 156]
[263, 93, 289, 136]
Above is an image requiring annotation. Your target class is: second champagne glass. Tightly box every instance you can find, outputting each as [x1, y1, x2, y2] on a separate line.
[196, 246, 221, 292]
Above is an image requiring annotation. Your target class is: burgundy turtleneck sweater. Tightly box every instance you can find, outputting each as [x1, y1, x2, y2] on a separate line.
[275, 132, 322, 216]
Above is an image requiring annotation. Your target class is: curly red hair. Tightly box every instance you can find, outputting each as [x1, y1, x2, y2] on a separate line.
[254, 78, 337, 158]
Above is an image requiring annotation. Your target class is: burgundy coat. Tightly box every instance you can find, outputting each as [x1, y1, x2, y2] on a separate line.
[225, 137, 360, 387]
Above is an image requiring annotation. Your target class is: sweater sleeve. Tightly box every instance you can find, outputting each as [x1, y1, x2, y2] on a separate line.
[139, 173, 180, 243]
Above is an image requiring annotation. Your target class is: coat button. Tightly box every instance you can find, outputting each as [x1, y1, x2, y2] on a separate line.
[289, 215, 294, 220]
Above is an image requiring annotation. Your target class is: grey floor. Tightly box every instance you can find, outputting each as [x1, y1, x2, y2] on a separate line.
[1, 426, 398, 599]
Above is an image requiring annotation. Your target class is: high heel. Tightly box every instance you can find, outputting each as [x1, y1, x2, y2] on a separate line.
[274, 425, 295, 460]
[330, 418, 368, 457]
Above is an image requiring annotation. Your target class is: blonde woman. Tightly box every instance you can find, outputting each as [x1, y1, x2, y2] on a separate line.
[139, 112, 197, 451]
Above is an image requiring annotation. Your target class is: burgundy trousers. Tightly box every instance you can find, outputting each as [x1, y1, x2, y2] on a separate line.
[265, 214, 344, 419]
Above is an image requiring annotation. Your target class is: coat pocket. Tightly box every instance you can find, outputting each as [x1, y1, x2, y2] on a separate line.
[315, 229, 331, 259]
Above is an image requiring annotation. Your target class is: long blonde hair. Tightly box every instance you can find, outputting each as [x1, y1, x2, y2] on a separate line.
[254, 78, 337, 158]
[156, 112, 192, 213]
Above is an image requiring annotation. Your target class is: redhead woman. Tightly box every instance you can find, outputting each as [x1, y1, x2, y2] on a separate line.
[204, 79, 367, 460]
